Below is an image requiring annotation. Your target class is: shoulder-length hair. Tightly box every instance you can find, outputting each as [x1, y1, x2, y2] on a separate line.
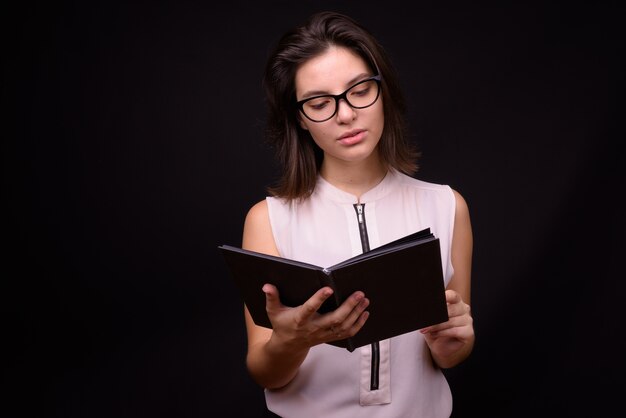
[263, 11, 419, 201]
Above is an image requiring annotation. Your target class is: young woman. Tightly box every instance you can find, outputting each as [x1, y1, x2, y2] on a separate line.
[241, 11, 474, 418]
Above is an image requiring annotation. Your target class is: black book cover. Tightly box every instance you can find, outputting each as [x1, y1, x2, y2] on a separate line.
[218, 228, 448, 352]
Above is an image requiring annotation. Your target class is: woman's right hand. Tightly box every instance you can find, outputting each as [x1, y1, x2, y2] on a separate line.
[262, 283, 370, 350]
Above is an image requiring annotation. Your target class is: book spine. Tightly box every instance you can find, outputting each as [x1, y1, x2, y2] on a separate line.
[346, 339, 356, 352]
[321, 268, 343, 309]
[323, 268, 356, 352]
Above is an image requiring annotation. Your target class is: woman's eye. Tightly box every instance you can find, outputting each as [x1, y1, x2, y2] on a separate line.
[308, 99, 331, 110]
[352, 87, 370, 97]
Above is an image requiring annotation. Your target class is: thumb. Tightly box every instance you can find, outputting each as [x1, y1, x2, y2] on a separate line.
[262, 283, 281, 309]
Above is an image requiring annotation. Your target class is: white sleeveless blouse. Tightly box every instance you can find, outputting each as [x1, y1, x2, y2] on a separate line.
[265, 169, 456, 418]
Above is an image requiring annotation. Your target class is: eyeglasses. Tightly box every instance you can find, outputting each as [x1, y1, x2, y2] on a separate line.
[296, 75, 382, 123]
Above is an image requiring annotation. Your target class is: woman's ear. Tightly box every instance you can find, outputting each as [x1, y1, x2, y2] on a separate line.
[298, 115, 309, 131]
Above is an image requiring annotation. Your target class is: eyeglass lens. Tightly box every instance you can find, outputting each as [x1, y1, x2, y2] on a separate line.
[301, 78, 380, 122]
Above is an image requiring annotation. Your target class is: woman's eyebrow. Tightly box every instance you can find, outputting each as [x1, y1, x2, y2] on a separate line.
[300, 73, 371, 99]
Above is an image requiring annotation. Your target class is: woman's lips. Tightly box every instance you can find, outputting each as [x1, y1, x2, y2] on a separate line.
[337, 129, 366, 145]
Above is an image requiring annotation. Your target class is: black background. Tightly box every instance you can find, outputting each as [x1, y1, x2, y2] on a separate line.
[3, 1, 625, 417]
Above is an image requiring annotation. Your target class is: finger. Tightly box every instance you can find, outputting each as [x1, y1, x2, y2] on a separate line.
[420, 321, 448, 334]
[344, 295, 369, 326]
[427, 322, 474, 340]
[420, 310, 451, 333]
[328, 309, 370, 341]
[319, 292, 367, 340]
[422, 313, 472, 334]
[445, 289, 461, 304]
[333, 291, 366, 319]
[332, 295, 369, 334]
[299, 286, 335, 321]
[446, 300, 470, 319]
[420, 316, 456, 334]
[345, 309, 369, 337]
[262, 283, 282, 311]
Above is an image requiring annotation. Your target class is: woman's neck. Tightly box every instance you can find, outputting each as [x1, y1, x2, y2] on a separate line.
[319, 157, 387, 201]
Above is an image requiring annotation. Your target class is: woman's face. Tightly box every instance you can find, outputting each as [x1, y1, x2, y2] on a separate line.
[295, 46, 384, 167]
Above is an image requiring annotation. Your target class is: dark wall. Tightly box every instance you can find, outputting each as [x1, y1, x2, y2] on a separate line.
[3, 1, 624, 417]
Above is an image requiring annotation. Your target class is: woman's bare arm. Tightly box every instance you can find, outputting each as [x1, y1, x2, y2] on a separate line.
[421, 189, 475, 368]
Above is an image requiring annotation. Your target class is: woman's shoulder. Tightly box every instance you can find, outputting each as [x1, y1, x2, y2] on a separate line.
[450, 188, 470, 221]
[244, 196, 293, 234]
[246, 198, 268, 215]
[394, 172, 454, 195]
[393, 172, 469, 212]
[243, 199, 280, 255]
[244, 199, 269, 233]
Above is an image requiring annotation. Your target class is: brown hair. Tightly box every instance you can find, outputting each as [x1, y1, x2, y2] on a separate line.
[263, 11, 419, 200]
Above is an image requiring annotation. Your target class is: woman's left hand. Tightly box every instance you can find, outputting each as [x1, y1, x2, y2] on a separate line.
[420, 289, 474, 368]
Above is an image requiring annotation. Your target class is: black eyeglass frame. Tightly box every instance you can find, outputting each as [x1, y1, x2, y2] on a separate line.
[295, 74, 382, 123]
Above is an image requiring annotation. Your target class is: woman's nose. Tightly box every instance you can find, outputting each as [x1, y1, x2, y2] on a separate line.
[335, 99, 356, 123]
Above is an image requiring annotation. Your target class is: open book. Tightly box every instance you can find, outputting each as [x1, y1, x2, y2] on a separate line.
[218, 228, 448, 352]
